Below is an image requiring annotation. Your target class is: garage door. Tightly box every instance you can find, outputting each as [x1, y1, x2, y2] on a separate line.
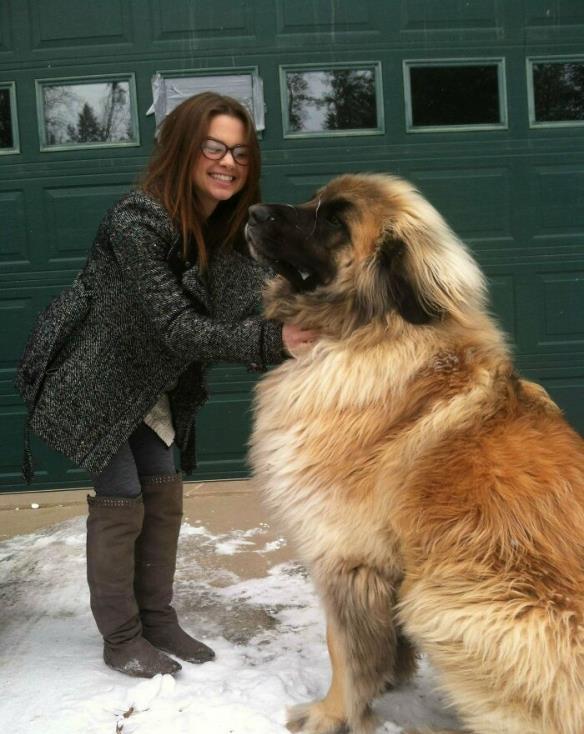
[1, 0, 583, 491]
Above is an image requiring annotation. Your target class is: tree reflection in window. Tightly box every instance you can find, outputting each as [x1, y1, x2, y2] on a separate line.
[286, 68, 378, 134]
[533, 62, 584, 123]
[409, 64, 501, 127]
[40, 79, 137, 147]
[0, 88, 14, 149]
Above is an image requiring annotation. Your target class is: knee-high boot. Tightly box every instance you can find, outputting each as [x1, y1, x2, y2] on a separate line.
[134, 473, 215, 663]
[86, 494, 182, 676]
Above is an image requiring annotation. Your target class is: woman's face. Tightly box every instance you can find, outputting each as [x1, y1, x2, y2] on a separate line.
[193, 114, 250, 218]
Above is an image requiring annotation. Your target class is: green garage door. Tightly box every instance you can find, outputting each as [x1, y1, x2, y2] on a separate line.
[1, 1, 583, 491]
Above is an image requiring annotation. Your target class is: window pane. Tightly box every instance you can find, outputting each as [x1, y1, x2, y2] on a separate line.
[286, 68, 378, 134]
[0, 88, 14, 149]
[533, 62, 584, 123]
[409, 65, 501, 127]
[40, 79, 137, 148]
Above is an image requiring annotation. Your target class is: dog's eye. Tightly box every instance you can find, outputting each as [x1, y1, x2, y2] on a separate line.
[326, 215, 343, 228]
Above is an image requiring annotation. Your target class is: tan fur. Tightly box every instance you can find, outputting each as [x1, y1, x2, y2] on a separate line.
[249, 174, 584, 734]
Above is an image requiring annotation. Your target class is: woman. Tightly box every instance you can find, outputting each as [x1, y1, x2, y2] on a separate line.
[15, 92, 315, 678]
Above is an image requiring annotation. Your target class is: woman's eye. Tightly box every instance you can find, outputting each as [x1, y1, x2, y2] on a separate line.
[233, 147, 249, 162]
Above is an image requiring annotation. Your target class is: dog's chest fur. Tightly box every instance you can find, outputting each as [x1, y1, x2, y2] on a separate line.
[250, 344, 414, 570]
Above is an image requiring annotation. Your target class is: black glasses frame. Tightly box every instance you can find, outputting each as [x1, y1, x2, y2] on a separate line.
[200, 137, 250, 165]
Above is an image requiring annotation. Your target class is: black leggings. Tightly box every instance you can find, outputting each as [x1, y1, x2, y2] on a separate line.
[91, 423, 176, 498]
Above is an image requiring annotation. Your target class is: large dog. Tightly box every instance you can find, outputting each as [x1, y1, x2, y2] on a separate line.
[246, 174, 584, 734]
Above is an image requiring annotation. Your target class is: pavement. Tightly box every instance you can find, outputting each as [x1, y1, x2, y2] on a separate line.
[0, 479, 295, 579]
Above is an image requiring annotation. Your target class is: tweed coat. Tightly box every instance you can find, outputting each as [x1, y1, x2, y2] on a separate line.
[15, 190, 284, 481]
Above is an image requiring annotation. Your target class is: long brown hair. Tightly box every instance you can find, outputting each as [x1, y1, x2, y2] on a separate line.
[140, 92, 261, 270]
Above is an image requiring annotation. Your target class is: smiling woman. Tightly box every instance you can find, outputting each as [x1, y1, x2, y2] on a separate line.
[140, 92, 261, 270]
[15, 91, 314, 680]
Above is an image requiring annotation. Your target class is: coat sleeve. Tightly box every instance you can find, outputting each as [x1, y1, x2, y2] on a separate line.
[108, 193, 284, 367]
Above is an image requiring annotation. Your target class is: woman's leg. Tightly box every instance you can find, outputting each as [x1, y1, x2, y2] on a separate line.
[130, 424, 215, 663]
[91, 439, 142, 497]
[86, 436, 181, 677]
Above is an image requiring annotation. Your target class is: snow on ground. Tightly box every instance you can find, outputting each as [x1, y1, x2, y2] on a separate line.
[0, 517, 460, 734]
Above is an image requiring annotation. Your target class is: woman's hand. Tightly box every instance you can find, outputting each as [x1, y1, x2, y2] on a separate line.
[282, 323, 319, 357]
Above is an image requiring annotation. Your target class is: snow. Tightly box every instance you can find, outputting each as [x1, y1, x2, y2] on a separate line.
[0, 517, 460, 734]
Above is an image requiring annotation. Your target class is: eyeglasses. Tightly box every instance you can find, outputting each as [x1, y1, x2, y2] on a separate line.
[200, 137, 250, 166]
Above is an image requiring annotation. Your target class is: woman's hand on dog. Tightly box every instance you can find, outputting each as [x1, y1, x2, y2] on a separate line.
[282, 323, 319, 356]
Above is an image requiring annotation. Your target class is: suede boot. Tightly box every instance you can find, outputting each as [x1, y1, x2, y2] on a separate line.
[135, 473, 215, 664]
[86, 494, 181, 677]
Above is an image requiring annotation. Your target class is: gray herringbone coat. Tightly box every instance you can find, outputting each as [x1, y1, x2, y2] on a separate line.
[16, 190, 283, 479]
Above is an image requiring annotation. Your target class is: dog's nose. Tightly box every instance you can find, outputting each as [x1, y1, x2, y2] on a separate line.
[248, 204, 274, 225]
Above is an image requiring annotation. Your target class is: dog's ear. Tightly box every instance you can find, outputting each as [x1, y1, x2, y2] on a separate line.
[377, 234, 439, 325]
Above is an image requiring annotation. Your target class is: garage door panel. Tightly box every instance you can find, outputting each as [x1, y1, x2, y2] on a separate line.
[28, 0, 133, 53]
[0, 2, 13, 56]
[458, 265, 584, 366]
[0, 282, 70, 392]
[533, 271, 584, 345]
[150, 0, 256, 46]
[195, 394, 254, 480]
[409, 167, 513, 240]
[532, 164, 584, 233]
[525, 0, 584, 41]
[191, 365, 260, 479]
[275, 0, 384, 43]
[0, 401, 88, 490]
[42, 182, 132, 268]
[513, 269, 584, 354]
[0, 189, 29, 269]
[399, 0, 508, 40]
[0, 294, 33, 384]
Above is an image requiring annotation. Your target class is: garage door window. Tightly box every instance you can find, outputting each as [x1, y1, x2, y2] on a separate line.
[36, 74, 140, 151]
[404, 59, 507, 132]
[0, 83, 19, 154]
[280, 63, 384, 138]
[528, 58, 584, 127]
[149, 69, 265, 134]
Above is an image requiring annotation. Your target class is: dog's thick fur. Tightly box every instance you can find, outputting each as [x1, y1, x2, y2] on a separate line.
[247, 174, 584, 734]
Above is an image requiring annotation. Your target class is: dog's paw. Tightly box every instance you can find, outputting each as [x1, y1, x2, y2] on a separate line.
[286, 701, 348, 733]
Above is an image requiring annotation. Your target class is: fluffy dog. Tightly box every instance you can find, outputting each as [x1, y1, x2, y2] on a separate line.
[246, 174, 584, 734]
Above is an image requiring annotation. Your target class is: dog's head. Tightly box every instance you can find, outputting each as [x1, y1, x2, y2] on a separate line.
[245, 174, 487, 334]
